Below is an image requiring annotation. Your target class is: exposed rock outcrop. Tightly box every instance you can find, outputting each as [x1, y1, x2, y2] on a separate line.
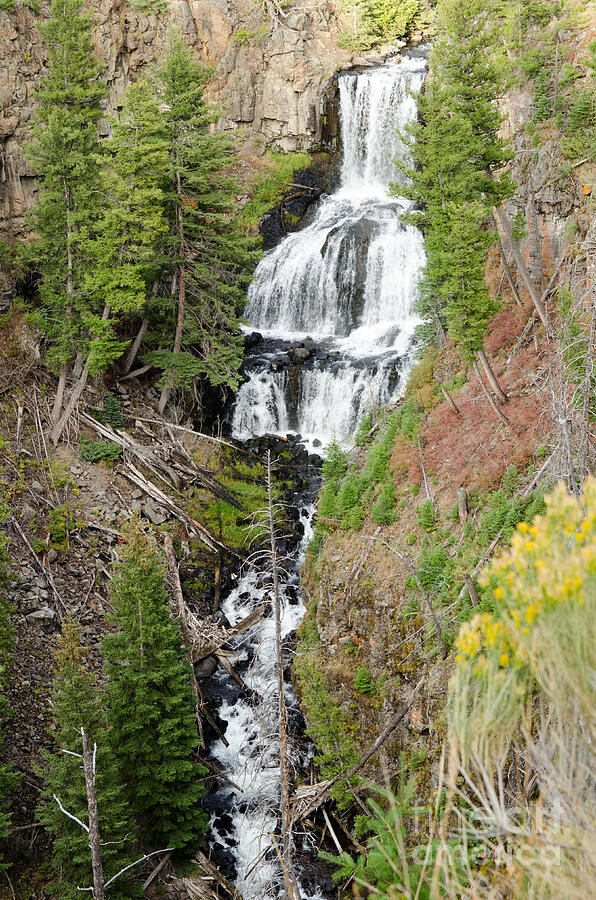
[0, 0, 357, 239]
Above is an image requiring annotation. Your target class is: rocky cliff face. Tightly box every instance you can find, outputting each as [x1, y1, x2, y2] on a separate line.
[0, 0, 355, 240]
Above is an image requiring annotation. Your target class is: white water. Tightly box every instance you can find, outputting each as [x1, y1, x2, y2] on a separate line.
[232, 55, 426, 447]
[209, 509, 321, 900]
[211, 54, 427, 900]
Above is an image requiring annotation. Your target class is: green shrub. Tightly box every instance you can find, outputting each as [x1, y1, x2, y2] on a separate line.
[366, 414, 398, 483]
[354, 665, 375, 694]
[416, 499, 436, 532]
[79, 435, 122, 464]
[371, 482, 397, 525]
[101, 393, 124, 431]
[355, 410, 375, 446]
[48, 505, 76, 551]
[322, 440, 349, 482]
[318, 482, 338, 519]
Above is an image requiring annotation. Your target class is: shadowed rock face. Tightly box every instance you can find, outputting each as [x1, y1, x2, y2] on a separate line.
[0, 0, 355, 239]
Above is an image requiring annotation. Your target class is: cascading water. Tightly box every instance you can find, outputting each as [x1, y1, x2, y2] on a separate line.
[232, 53, 427, 447]
[207, 52, 427, 900]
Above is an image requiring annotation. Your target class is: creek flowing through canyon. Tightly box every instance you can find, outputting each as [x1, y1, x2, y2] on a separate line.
[206, 53, 427, 899]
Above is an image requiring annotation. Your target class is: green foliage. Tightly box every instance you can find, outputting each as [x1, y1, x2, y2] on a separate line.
[197, 457, 278, 549]
[37, 620, 136, 899]
[294, 655, 360, 810]
[48, 504, 76, 551]
[103, 520, 207, 850]
[129, 0, 167, 11]
[339, 0, 421, 51]
[0, 535, 18, 871]
[416, 499, 436, 532]
[79, 435, 122, 465]
[371, 482, 397, 525]
[0, 0, 15, 12]
[83, 79, 170, 374]
[321, 779, 461, 896]
[101, 394, 125, 431]
[144, 37, 260, 401]
[400, 0, 512, 357]
[557, 286, 596, 418]
[232, 28, 256, 45]
[322, 441, 349, 482]
[353, 665, 376, 694]
[240, 150, 311, 226]
[355, 409, 375, 446]
[365, 414, 398, 483]
[24, 0, 106, 377]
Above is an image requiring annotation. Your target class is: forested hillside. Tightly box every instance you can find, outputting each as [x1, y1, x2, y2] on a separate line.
[0, 0, 594, 898]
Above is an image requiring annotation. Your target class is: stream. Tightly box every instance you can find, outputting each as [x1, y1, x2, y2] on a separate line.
[206, 51, 427, 899]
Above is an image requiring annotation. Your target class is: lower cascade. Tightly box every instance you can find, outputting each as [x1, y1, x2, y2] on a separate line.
[211, 52, 427, 898]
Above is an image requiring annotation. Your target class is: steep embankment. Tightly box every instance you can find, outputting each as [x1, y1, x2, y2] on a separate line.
[296, 7, 596, 804]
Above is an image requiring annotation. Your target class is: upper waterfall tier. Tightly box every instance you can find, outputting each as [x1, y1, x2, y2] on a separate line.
[339, 57, 426, 196]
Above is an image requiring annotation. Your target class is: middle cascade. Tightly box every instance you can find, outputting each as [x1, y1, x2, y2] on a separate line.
[232, 54, 427, 447]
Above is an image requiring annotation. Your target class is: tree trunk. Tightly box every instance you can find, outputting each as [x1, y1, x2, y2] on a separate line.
[495, 232, 522, 307]
[578, 300, 595, 482]
[440, 383, 460, 415]
[474, 357, 511, 426]
[52, 179, 75, 424]
[266, 451, 297, 900]
[158, 172, 185, 416]
[478, 348, 508, 403]
[81, 732, 105, 900]
[50, 304, 111, 445]
[51, 369, 68, 425]
[457, 488, 468, 523]
[463, 573, 480, 607]
[123, 318, 149, 375]
[493, 205, 548, 327]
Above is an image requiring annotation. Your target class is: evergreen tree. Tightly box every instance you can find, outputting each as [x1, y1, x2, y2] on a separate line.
[49, 79, 170, 445]
[37, 620, 136, 899]
[0, 534, 19, 870]
[25, 0, 106, 423]
[83, 79, 170, 375]
[145, 37, 259, 414]
[102, 520, 207, 851]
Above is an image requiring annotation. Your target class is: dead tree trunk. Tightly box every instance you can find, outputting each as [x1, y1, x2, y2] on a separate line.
[159, 173, 185, 416]
[457, 488, 468, 523]
[495, 232, 523, 307]
[463, 573, 480, 607]
[265, 451, 296, 900]
[50, 304, 111, 445]
[493, 205, 548, 327]
[440, 383, 461, 415]
[579, 300, 596, 481]
[478, 348, 508, 403]
[473, 358, 511, 427]
[123, 318, 149, 375]
[81, 732, 105, 900]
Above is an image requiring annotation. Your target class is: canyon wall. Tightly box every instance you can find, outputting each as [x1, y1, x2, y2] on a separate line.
[0, 0, 358, 239]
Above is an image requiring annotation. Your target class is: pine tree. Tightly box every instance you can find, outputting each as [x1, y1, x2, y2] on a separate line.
[102, 520, 207, 851]
[145, 37, 259, 414]
[83, 79, 170, 371]
[49, 79, 170, 445]
[0, 534, 19, 870]
[24, 0, 106, 424]
[37, 619, 136, 899]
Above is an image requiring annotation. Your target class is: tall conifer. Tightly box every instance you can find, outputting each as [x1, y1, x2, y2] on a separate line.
[102, 521, 207, 851]
[25, 0, 106, 423]
[145, 37, 259, 414]
[37, 620, 136, 899]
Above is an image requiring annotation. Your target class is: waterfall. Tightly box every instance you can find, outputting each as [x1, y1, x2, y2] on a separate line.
[232, 53, 427, 447]
[210, 52, 427, 900]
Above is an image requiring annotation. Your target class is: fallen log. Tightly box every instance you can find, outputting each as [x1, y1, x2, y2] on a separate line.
[193, 851, 245, 900]
[120, 462, 227, 554]
[293, 677, 425, 822]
